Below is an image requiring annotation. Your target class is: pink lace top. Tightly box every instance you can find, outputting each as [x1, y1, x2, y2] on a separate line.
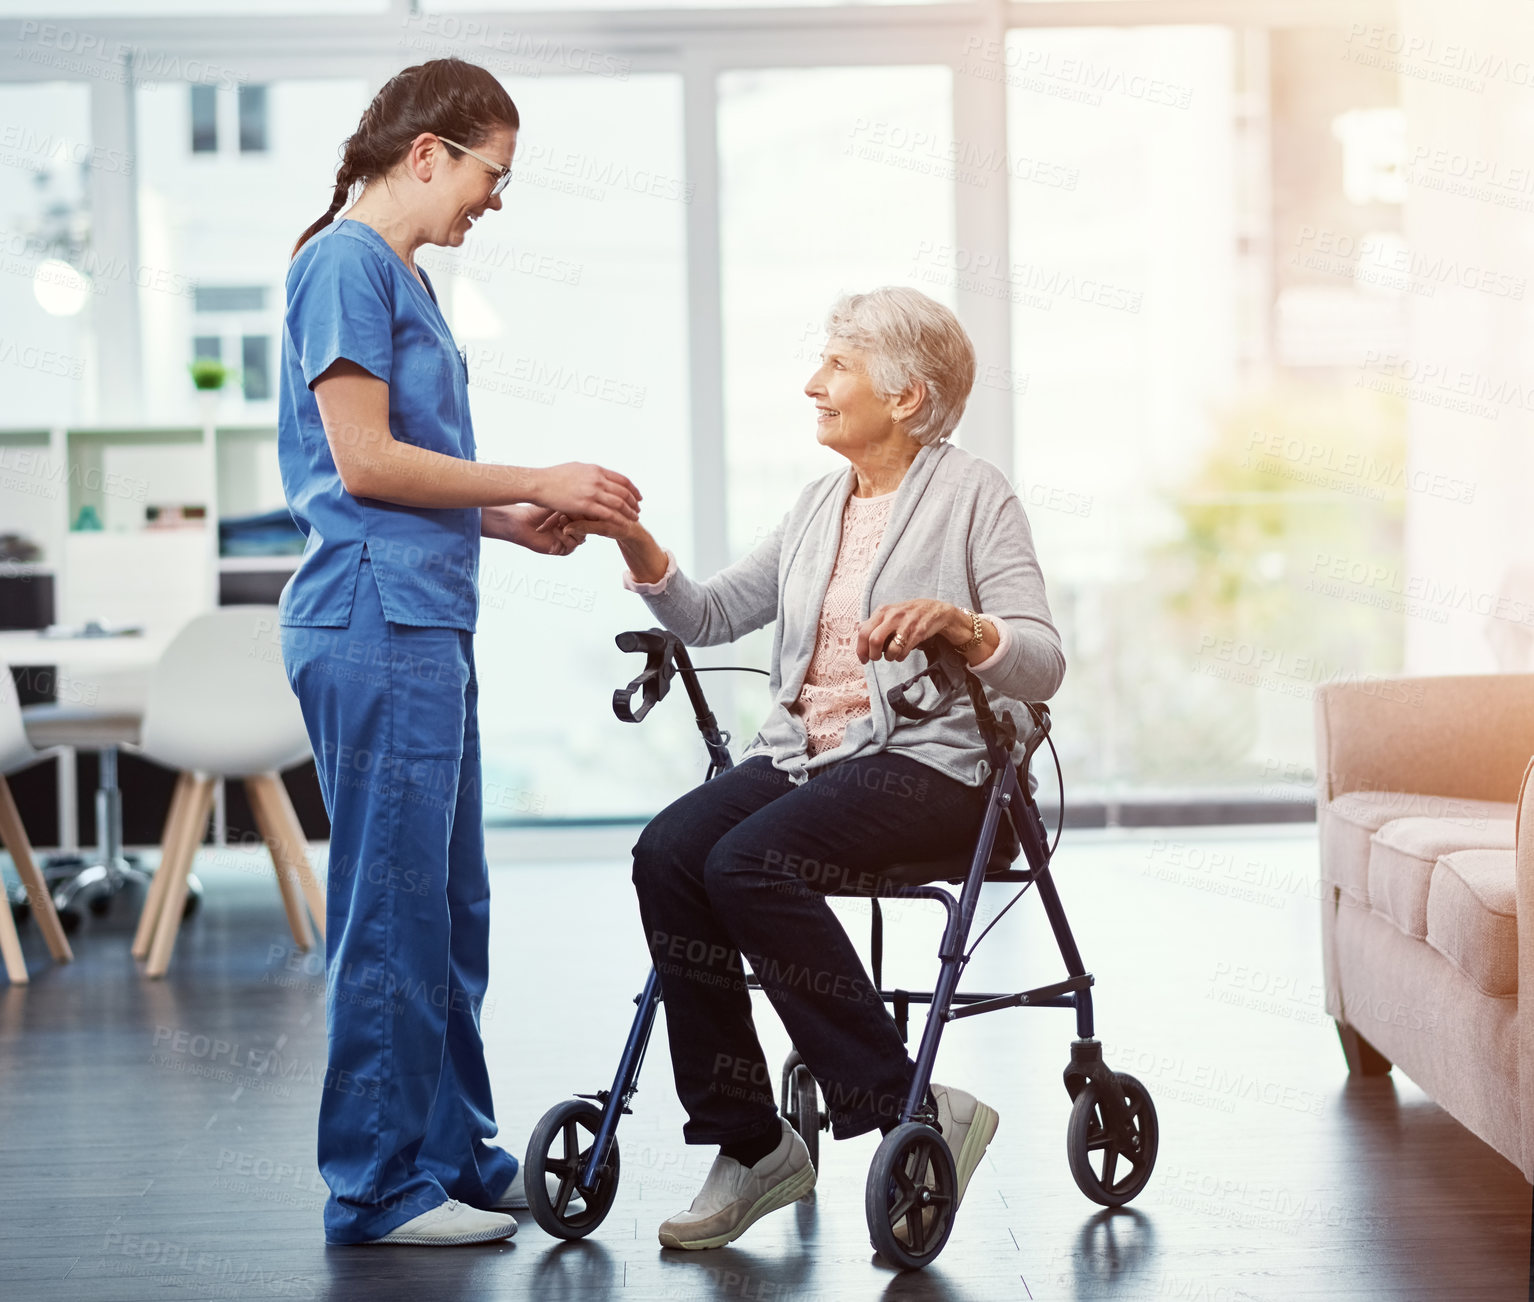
[620, 488, 1017, 762]
[790, 490, 897, 757]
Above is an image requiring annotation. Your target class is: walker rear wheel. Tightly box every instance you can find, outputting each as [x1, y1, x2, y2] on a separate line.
[1066, 1071, 1158, 1207]
[524, 1099, 622, 1239]
[780, 1052, 824, 1179]
[865, 1122, 958, 1270]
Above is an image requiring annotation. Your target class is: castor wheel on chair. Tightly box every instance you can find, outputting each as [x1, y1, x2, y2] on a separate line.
[779, 1051, 826, 1179]
[1066, 1071, 1158, 1207]
[865, 1122, 959, 1270]
[182, 873, 204, 920]
[7, 882, 29, 928]
[524, 1099, 622, 1240]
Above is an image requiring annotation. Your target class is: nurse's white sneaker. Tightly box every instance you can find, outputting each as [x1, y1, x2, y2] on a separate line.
[367, 1199, 517, 1246]
[489, 1164, 529, 1211]
[657, 1120, 816, 1250]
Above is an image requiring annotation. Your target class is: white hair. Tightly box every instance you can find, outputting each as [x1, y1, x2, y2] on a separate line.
[823, 287, 977, 446]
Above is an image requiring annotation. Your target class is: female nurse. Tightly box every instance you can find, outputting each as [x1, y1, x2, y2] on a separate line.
[277, 58, 642, 1247]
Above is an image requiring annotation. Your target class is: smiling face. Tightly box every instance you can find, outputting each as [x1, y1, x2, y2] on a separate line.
[804, 341, 919, 456]
[436, 124, 516, 247]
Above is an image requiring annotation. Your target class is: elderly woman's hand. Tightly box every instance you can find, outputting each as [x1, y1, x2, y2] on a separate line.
[858, 599, 955, 662]
[858, 600, 996, 664]
[560, 516, 636, 542]
[561, 515, 672, 586]
[485, 504, 584, 555]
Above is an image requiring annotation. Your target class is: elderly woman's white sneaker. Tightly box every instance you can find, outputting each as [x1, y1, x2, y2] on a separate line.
[658, 1121, 816, 1250]
[489, 1164, 529, 1211]
[366, 1198, 517, 1245]
[930, 1082, 1000, 1206]
[889, 1083, 1000, 1248]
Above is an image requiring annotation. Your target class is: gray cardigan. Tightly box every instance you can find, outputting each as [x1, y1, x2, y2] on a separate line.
[631, 440, 1066, 788]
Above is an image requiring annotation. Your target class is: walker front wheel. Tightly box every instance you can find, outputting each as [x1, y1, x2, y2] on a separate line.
[865, 1122, 958, 1270]
[1066, 1071, 1158, 1207]
[524, 1099, 621, 1240]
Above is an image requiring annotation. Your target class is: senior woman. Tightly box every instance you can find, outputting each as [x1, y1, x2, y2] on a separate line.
[571, 286, 1064, 1251]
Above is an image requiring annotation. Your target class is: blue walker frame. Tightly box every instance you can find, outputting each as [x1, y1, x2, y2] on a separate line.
[525, 628, 1158, 1267]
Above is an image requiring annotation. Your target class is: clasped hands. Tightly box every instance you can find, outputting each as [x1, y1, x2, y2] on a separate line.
[481, 460, 642, 558]
[494, 467, 982, 663]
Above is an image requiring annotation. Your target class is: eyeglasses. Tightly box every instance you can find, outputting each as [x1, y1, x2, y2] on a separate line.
[436, 135, 512, 196]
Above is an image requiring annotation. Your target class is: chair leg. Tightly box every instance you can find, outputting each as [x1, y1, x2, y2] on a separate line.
[245, 775, 313, 951]
[132, 771, 193, 960]
[0, 773, 72, 964]
[253, 773, 324, 943]
[1335, 1019, 1393, 1076]
[145, 776, 216, 979]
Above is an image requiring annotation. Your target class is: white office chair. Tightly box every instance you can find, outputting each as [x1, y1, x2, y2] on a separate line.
[0, 671, 74, 983]
[129, 606, 325, 978]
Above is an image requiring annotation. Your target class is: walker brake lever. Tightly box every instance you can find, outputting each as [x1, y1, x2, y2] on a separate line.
[885, 637, 969, 721]
[612, 629, 681, 723]
[1019, 702, 1052, 766]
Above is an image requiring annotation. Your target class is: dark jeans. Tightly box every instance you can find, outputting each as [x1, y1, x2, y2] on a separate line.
[631, 752, 990, 1145]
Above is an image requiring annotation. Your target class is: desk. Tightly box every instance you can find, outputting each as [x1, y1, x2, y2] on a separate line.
[0, 628, 171, 710]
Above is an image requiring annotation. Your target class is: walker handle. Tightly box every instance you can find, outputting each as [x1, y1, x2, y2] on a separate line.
[612, 629, 682, 723]
[887, 639, 1050, 760]
[885, 638, 970, 721]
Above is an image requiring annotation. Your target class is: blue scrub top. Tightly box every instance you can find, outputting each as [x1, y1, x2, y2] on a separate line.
[277, 218, 480, 632]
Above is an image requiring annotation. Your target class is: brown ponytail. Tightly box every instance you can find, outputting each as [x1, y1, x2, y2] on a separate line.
[292, 58, 519, 259]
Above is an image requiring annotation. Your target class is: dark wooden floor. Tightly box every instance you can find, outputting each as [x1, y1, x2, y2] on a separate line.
[1, 826, 1529, 1301]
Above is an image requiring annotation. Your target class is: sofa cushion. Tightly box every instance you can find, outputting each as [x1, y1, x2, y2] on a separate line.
[1426, 849, 1518, 998]
[1367, 816, 1516, 939]
[1320, 791, 1517, 905]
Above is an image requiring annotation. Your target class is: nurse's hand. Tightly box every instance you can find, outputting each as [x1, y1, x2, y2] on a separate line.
[484, 504, 584, 556]
[531, 462, 642, 527]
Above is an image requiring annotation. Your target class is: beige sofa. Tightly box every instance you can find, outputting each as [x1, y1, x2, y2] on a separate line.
[1314, 674, 1534, 1181]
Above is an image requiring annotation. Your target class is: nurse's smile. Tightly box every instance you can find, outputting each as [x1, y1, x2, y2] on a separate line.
[440, 125, 513, 247]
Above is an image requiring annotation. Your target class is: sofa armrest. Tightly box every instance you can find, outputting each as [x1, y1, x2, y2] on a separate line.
[1314, 673, 1534, 806]
[1516, 758, 1534, 1181]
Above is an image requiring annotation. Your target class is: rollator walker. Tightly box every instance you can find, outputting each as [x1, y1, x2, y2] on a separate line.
[524, 629, 1159, 1270]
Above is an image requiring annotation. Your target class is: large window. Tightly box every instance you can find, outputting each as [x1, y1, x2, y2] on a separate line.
[0, 81, 93, 590]
[237, 84, 268, 154]
[421, 0, 959, 9]
[0, 1, 385, 12]
[1006, 25, 1404, 800]
[420, 73, 693, 821]
[190, 84, 216, 153]
[0, 7, 1450, 823]
[720, 65, 955, 556]
[135, 78, 371, 424]
[714, 65, 956, 759]
[0, 82, 95, 428]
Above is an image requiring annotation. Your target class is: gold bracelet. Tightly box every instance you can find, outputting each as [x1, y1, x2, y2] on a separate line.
[957, 607, 985, 654]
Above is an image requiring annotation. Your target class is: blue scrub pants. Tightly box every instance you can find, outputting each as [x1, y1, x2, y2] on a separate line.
[281, 554, 517, 1243]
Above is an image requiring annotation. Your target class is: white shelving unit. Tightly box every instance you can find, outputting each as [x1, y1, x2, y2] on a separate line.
[0, 418, 297, 852]
[0, 419, 294, 630]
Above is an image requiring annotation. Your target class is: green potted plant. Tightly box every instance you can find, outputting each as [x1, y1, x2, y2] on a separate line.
[188, 357, 229, 391]
[188, 357, 235, 430]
